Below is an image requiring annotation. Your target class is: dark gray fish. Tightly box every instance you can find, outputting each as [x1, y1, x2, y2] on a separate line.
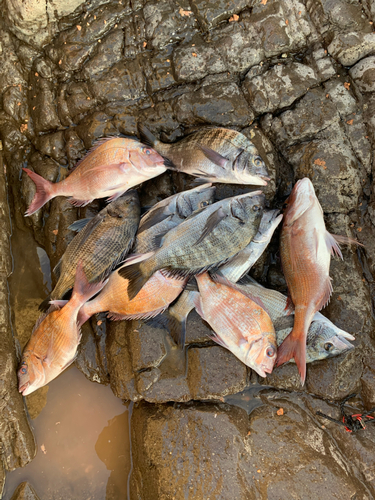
[119, 191, 265, 299]
[134, 183, 216, 254]
[39, 191, 140, 311]
[139, 125, 269, 185]
[218, 209, 282, 282]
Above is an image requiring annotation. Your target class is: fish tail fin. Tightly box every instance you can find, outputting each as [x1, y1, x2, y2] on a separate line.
[276, 329, 307, 385]
[23, 168, 54, 216]
[118, 253, 154, 300]
[169, 290, 199, 347]
[71, 262, 108, 311]
[138, 124, 159, 148]
[39, 295, 52, 312]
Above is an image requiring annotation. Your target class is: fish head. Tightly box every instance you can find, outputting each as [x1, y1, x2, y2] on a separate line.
[230, 192, 265, 226]
[129, 144, 166, 173]
[234, 148, 269, 186]
[306, 322, 354, 363]
[17, 351, 46, 396]
[238, 336, 277, 377]
[283, 178, 319, 226]
[176, 184, 216, 218]
[108, 190, 140, 217]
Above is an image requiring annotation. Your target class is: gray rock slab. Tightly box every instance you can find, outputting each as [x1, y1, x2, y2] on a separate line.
[350, 56, 375, 93]
[9, 482, 40, 500]
[328, 31, 375, 66]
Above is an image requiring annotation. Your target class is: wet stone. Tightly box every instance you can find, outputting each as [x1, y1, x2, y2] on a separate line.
[143, 0, 197, 49]
[76, 110, 118, 149]
[91, 59, 147, 103]
[187, 346, 248, 400]
[190, 0, 249, 29]
[143, 46, 176, 94]
[328, 31, 375, 66]
[64, 129, 86, 168]
[173, 81, 254, 127]
[243, 62, 319, 116]
[2, 85, 28, 123]
[128, 322, 167, 372]
[81, 29, 124, 79]
[29, 76, 60, 134]
[349, 56, 375, 93]
[172, 35, 226, 83]
[10, 481, 41, 500]
[36, 131, 66, 164]
[121, 12, 147, 59]
[65, 82, 96, 121]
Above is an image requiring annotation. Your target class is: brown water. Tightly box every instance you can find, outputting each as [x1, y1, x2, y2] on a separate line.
[4, 224, 132, 500]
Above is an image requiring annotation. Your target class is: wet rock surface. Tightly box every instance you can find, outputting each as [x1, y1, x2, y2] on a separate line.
[0, 0, 375, 496]
[9, 482, 40, 500]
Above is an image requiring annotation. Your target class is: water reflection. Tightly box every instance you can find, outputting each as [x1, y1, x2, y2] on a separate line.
[3, 367, 131, 500]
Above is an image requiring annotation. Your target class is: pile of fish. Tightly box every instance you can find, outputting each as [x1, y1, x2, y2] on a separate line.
[18, 126, 358, 396]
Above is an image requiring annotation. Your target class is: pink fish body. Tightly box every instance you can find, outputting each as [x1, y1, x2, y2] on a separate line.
[23, 137, 166, 215]
[17, 264, 106, 395]
[78, 269, 187, 324]
[194, 273, 277, 377]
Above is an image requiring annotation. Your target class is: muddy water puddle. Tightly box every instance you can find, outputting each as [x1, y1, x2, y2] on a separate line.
[5, 224, 132, 499]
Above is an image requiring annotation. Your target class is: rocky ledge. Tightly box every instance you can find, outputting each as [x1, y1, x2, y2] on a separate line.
[0, 0, 375, 498]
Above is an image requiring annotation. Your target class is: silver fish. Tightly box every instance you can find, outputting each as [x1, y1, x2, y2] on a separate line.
[119, 191, 265, 299]
[134, 183, 216, 254]
[218, 209, 283, 282]
[139, 125, 269, 185]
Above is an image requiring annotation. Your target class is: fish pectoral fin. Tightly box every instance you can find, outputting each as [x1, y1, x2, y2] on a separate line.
[68, 218, 93, 232]
[199, 145, 229, 169]
[138, 208, 173, 233]
[107, 190, 127, 202]
[324, 231, 343, 259]
[60, 356, 77, 371]
[331, 233, 364, 249]
[194, 207, 228, 246]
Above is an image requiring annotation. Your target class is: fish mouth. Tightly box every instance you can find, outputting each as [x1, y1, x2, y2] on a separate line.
[19, 382, 30, 395]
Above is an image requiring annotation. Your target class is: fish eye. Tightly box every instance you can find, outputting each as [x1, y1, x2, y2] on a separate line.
[20, 364, 27, 375]
[142, 147, 152, 155]
[200, 201, 209, 207]
[252, 205, 261, 212]
[324, 342, 333, 351]
[283, 202, 288, 209]
[254, 158, 263, 167]
[266, 347, 276, 357]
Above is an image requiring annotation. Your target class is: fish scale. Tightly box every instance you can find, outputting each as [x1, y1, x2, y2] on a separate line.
[42, 191, 140, 308]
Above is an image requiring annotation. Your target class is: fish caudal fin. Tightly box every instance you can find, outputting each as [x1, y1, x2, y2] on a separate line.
[23, 168, 54, 216]
[71, 262, 108, 316]
[276, 330, 307, 385]
[76, 303, 94, 327]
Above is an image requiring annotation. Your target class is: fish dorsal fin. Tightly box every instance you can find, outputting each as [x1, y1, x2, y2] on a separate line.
[199, 145, 229, 169]
[138, 123, 158, 148]
[151, 228, 170, 250]
[68, 218, 93, 233]
[70, 136, 125, 171]
[211, 273, 267, 311]
[138, 208, 173, 234]
[194, 207, 228, 246]
[75, 213, 106, 248]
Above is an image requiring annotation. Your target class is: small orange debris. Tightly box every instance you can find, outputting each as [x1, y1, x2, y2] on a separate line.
[298, 10, 301, 15]
[277, 408, 284, 416]
[77, 25, 82, 31]
[314, 158, 326, 169]
[347, 119, 354, 125]
[357, 227, 362, 232]
[229, 14, 239, 22]
[20, 124, 28, 133]
[344, 82, 350, 90]
[326, 93, 329, 98]
[337, 296, 342, 301]
[143, 41, 147, 48]
[247, 431, 251, 435]
[285, 19, 289, 25]
[97, 320, 103, 326]
[192, 52, 197, 57]
[322, 425, 326, 429]
[257, 469, 261, 473]
[261, 0, 268, 4]
[41, 444, 47, 454]
[179, 7, 193, 16]
[52, 229, 58, 235]
[35, 72, 39, 77]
